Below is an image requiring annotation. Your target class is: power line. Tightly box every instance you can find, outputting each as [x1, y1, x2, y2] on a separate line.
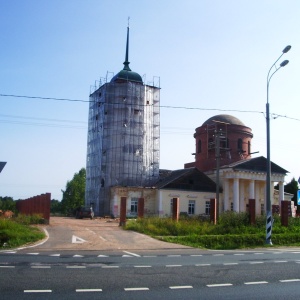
[1, 93, 300, 122]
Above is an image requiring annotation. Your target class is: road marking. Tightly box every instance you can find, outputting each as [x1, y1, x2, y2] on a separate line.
[272, 252, 283, 254]
[102, 266, 119, 268]
[244, 281, 268, 285]
[0, 266, 15, 268]
[24, 290, 52, 293]
[134, 265, 151, 268]
[190, 254, 202, 257]
[3, 251, 16, 254]
[292, 252, 300, 254]
[274, 261, 288, 263]
[50, 254, 60, 257]
[167, 255, 181, 257]
[196, 264, 211, 266]
[66, 266, 86, 269]
[31, 266, 51, 269]
[169, 285, 193, 289]
[280, 279, 300, 282]
[234, 253, 244, 256]
[72, 235, 86, 244]
[76, 289, 102, 292]
[73, 255, 84, 257]
[125, 287, 149, 291]
[99, 235, 107, 241]
[254, 253, 264, 255]
[97, 254, 108, 257]
[27, 253, 39, 255]
[143, 255, 157, 257]
[207, 283, 232, 287]
[249, 261, 264, 264]
[166, 265, 182, 267]
[213, 254, 224, 256]
[123, 251, 140, 257]
[223, 263, 238, 265]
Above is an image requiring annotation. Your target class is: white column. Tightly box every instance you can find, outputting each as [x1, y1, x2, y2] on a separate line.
[223, 179, 230, 211]
[233, 178, 239, 212]
[239, 180, 245, 212]
[255, 182, 260, 215]
[249, 180, 255, 199]
[279, 181, 284, 202]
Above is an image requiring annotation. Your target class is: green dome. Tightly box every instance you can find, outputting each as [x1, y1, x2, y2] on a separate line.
[111, 69, 143, 84]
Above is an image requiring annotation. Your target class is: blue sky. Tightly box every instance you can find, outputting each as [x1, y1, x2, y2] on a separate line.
[1, 0, 299, 200]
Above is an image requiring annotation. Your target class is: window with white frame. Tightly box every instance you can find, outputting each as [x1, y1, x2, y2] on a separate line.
[131, 198, 138, 214]
[205, 201, 210, 215]
[188, 200, 195, 215]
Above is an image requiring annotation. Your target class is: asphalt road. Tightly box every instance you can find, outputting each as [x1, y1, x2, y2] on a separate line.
[1, 217, 300, 299]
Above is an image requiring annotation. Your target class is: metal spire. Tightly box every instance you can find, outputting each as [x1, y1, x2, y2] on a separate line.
[123, 17, 131, 71]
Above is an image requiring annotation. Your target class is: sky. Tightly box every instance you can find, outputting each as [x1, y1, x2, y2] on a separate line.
[1, 0, 299, 200]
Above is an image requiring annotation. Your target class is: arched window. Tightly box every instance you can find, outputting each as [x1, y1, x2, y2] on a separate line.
[237, 138, 243, 151]
[197, 139, 202, 153]
[248, 141, 251, 155]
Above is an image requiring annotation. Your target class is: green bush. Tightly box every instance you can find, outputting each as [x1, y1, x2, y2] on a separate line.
[125, 212, 300, 250]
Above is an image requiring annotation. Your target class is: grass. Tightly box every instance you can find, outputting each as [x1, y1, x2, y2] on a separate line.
[124, 211, 300, 250]
[0, 214, 46, 249]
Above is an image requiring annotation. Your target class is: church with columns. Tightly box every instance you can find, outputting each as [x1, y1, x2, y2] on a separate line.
[184, 114, 289, 216]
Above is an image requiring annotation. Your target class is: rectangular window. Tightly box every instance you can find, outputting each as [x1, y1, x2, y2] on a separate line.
[261, 203, 265, 215]
[188, 200, 195, 215]
[205, 201, 210, 215]
[231, 202, 233, 211]
[131, 198, 138, 214]
[170, 199, 173, 214]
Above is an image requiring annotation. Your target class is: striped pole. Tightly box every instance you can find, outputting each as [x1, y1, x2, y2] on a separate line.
[266, 211, 272, 245]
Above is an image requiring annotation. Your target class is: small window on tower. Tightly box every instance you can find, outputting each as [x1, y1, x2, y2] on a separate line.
[197, 140, 202, 153]
[237, 138, 243, 150]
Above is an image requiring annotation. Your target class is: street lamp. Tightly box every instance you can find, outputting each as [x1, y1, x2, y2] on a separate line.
[266, 45, 291, 245]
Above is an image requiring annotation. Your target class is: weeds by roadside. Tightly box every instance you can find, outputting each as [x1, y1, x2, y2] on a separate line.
[125, 211, 300, 249]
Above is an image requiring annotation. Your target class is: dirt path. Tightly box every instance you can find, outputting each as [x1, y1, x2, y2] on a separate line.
[34, 217, 190, 251]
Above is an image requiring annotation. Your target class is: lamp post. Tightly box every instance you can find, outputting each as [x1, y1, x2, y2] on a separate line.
[266, 45, 291, 245]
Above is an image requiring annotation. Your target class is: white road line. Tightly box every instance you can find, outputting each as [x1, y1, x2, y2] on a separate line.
[125, 287, 149, 291]
[207, 283, 233, 287]
[274, 261, 288, 263]
[66, 266, 86, 269]
[234, 253, 244, 256]
[190, 254, 202, 257]
[166, 265, 182, 267]
[50, 254, 60, 257]
[76, 289, 102, 292]
[97, 254, 108, 257]
[134, 265, 151, 268]
[0, 266, 15, 268]
[292, 252, 300, 254]
[123, 251, 141, 257]
[213, 254, 224, 256]
[73, 255, 84, 257]
[101, 266, 119, 268]
[244, 281, 268, 285]
[272, 252, 283, 254]
[143, 255, 157, 257]
[3, 251, 16, 254]
[249, 262, 264, 264]
[24, 290, 52, 293]
[99, 235, 107, 241]
[196, 264, 211, 266]
[280, 279, 300, 282]
[31, 266, 51, 269]
[254, 253, 264, 255]
[167, 255, 181, 257]
[169, 285, 193, 289]
[27, 253, 39, 255]
[223, 263, 238, 265]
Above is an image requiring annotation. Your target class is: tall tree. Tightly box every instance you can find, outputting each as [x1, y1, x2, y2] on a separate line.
[61, 168, 86, 214]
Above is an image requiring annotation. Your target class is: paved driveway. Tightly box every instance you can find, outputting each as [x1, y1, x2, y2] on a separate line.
[34, 217, 190, 251]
